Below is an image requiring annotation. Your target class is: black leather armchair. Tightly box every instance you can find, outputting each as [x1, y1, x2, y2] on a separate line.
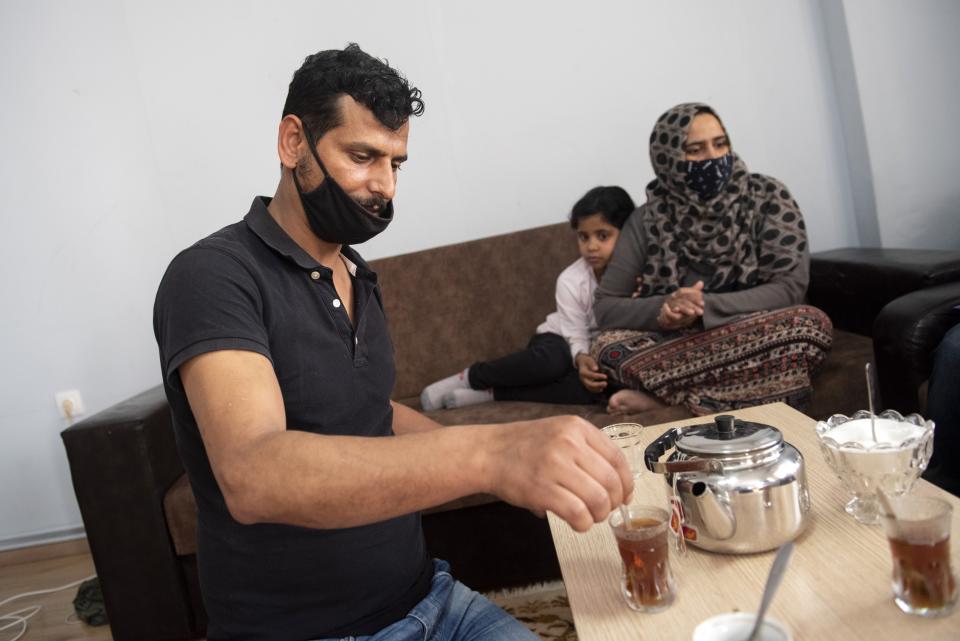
[60, 387, 204, 641]
[873, 281, 960, 414]
[809, 247, 960, 412]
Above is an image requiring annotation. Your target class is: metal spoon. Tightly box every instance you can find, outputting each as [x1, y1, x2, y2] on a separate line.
[865, 363, 879, 443]
[745, 541, 795, 641]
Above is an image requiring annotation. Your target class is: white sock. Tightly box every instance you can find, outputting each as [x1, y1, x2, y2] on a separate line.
[442, 388, 494, 409]
[420, 367, 471, 411]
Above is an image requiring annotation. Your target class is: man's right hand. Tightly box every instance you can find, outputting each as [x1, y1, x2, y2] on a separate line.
[478, 416, 634, 532]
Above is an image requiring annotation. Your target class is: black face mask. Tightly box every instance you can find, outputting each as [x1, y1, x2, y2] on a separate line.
[681, 153, 735, 202]
[292, 133, 393, 245]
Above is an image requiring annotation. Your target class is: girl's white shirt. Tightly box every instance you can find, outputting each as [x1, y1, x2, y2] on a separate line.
[536, 257, 598, 360]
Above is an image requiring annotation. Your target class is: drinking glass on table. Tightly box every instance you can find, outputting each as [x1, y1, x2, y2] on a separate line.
[609, 504, 677, 612]
[881, 495, 957, 617]
[601, 422, 645, 481]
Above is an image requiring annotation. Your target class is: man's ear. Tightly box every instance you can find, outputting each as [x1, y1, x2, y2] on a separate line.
[277, 115, 307, 170]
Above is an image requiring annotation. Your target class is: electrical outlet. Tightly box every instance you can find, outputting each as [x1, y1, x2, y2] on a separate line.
[55, 389, 85, 420]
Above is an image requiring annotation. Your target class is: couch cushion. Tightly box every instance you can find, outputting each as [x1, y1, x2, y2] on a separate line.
[423, 400, 600, 425]
[163, 474, 198, 556]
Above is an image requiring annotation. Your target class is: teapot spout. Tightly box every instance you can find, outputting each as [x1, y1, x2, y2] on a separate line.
[691, 482, 736, 540]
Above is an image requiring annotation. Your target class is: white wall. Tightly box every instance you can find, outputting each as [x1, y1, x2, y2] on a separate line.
[0, 0, 178, 546]
[0, 0, 942, 546]
[841, 0, 960, 250]
[121, 0, 856, 259]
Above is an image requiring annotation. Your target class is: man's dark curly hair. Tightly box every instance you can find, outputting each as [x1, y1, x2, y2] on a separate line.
[282, 43, 424, 142]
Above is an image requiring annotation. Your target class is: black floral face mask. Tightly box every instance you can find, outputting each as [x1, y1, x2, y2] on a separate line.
[680, 153, 735, 202]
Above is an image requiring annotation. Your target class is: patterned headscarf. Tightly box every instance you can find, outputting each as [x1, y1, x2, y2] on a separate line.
[636, 102, 806, 297]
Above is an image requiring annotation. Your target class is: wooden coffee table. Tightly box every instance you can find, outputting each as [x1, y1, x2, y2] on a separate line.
[547, 403, 960, 640]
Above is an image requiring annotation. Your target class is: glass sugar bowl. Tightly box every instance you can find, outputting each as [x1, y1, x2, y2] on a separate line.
[816, 410, 934, 525]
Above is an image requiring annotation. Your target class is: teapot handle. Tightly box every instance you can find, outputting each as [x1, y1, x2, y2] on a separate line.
[644, 427, 724, 475]
[644, 427, 680, 472]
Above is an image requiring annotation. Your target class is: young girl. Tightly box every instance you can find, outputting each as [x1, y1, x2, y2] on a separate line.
[420, 186, 636, 410]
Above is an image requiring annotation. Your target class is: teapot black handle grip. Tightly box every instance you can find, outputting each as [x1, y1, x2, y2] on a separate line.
[645, 427, 725, 475]
[644, 427, 680, 472]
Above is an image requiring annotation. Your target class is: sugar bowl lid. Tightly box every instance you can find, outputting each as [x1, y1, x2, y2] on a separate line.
[676, 415, 783, 457]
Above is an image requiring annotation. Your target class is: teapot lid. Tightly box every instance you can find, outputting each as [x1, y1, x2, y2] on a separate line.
[676, 415, 783, 457]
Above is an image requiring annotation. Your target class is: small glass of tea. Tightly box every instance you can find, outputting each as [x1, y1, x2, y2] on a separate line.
[881, 495, 957, 617]
[608, 504, 676, 613]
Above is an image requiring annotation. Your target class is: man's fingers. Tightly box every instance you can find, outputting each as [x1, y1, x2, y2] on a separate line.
[570, 467, 617, 524]
[583, 423, 634, 503]
[549, 422, 635, 529]
[546, 486, 596, 533]
[553, 452, 623, 527]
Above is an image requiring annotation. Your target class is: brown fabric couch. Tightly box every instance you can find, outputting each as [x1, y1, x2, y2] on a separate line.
[62, 222, 873, 641]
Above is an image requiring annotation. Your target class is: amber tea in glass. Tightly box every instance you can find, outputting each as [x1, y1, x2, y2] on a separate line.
[609, 505, 676, 612]
[881, 496, 957, 617]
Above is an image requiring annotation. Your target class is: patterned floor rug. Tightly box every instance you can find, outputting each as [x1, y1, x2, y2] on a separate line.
[485, 581, 577, 640]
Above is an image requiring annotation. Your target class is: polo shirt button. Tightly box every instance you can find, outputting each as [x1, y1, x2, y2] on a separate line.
[333, 299, 341, 308]
[310, 271, 320, 280]
[355, 337, 358, 345]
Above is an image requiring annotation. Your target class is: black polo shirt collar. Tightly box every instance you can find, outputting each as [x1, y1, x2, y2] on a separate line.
[243, 196, 378, 284]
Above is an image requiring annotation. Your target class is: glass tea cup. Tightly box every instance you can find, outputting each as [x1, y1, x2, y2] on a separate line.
[608, 504, 677, 613]
[880, 495, 957, 617]
[601, 422, 645, 481]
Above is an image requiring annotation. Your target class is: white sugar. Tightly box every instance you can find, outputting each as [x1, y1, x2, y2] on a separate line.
[824, 418, 926, 449]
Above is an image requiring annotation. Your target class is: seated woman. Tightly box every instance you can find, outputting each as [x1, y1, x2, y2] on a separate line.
[594, 102, 833, 416]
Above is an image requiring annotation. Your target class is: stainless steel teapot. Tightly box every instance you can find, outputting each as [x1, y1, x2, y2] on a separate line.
[644, 415, 810, 554]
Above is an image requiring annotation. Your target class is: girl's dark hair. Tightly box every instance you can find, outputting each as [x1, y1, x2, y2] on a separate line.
[569, 186, 636, 230]
[282, 43, 424, 142]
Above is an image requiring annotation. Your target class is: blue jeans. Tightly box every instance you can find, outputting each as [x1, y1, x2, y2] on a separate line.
[311, 560, 538, 641]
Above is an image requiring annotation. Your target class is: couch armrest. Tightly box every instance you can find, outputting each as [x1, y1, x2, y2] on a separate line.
[873, 282, 960, 414]
[60, 385, 201, 641]
[809, 247, 960, 335]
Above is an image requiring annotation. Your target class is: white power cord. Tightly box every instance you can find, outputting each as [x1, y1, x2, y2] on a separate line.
[0, 574, 96, 641]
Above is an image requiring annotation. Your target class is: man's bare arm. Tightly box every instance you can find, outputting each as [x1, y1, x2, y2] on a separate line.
[181, 349, 633, 533]
[391, 401, 443, 434]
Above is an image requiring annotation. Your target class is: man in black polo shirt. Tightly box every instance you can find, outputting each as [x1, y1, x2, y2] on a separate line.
[154, 44, 632, 641]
